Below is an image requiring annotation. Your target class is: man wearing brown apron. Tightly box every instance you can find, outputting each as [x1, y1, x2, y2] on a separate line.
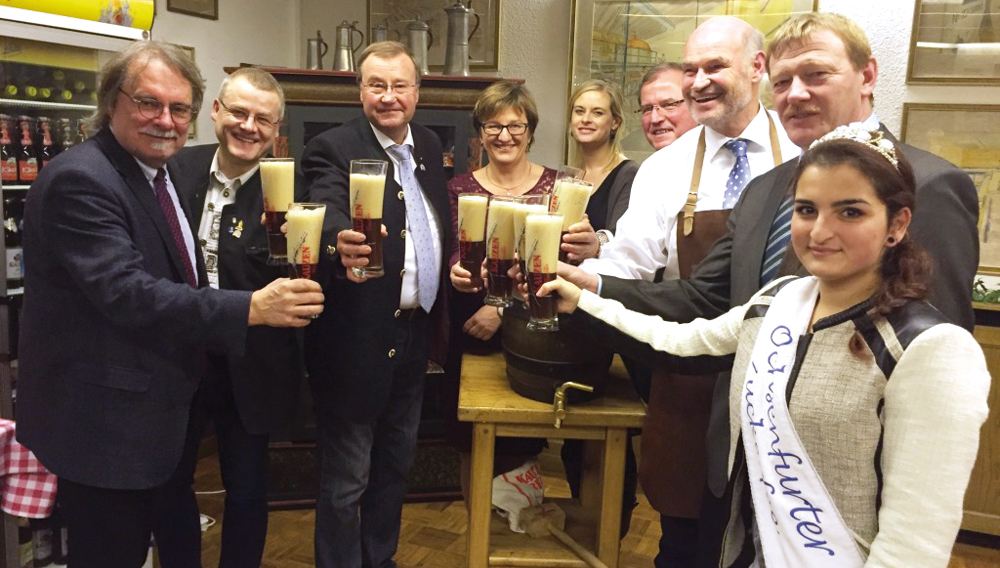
[577, 17, 799, 567]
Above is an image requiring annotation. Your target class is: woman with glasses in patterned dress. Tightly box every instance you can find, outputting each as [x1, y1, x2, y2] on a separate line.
[443, 81, 555, 503]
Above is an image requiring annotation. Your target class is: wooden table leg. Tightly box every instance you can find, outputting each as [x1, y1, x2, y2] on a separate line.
[596, 427, 627, 568]
[468, 422, 497, 568]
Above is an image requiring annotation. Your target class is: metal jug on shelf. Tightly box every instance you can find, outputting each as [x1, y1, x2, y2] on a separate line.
[306, 30, 328, 70]
[371, 20, 399, 44]
[332, 20, 364, 72]
[405, 18, 433, 76]
[443, 1, 480, 76]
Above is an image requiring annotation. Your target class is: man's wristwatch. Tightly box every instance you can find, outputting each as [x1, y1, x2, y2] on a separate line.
[596, 231, 611, 257]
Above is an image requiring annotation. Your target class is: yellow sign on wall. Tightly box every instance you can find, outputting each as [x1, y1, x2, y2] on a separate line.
[3, 0, 154, 31]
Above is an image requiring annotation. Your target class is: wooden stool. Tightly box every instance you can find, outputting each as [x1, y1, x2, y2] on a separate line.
[458, 353, 645, 567]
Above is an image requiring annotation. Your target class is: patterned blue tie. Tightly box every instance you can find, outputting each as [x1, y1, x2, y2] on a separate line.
[386, 144, 439, 313]
[760, 195, 793, 286]
[723, 139, 751, 208]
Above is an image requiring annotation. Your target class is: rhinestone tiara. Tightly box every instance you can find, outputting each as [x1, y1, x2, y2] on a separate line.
[809, 124, 899, 170]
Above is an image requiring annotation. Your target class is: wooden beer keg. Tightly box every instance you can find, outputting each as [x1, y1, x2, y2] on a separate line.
[501, 300, 613, 403]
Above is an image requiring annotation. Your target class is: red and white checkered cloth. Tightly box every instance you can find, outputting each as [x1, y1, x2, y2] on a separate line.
[0, 419, 57, 518]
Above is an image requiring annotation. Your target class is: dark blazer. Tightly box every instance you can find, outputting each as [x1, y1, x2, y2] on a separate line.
[17, 129, 251, 490]
[301, 117, 452, 424]
[592, 127, 978, 496]
[169, 144, 305, 434]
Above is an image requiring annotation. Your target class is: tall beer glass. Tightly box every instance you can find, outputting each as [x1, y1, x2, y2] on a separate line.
[524, 212, 563, 331]
[457, 193, 489, 289]
[512, 195, 550, 276]
[350, 159, 387, 279]
[484, 195, 517, 307]
[259, 157, 295, 265]
[549, 167, 594, 263]
[286, 203, 327, 281]
[286, 203, 327, 319]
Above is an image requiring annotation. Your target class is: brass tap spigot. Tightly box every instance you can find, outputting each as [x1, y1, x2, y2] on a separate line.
[553, 381, 594, 428]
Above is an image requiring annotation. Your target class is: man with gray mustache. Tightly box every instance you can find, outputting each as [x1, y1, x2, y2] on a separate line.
[16, 41, 323, 567]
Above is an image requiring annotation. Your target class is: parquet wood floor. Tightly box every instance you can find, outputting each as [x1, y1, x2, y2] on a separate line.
[189, 453, 1000, 567]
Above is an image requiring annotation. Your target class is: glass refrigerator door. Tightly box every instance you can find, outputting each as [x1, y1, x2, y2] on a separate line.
[1, 7, 143, 295]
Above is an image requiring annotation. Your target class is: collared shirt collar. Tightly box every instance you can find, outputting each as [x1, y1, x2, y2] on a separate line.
[370, 122, 414, 152]
[132, 155, 160, 184]
[703, 103, 772, 160]
[859, 112, 881, 131]
[210, 149, 259, 190]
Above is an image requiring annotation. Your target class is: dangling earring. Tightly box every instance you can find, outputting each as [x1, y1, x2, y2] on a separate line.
[885, 236, 897, 246]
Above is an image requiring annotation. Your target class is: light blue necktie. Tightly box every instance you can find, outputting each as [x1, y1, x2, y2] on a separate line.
[723, 139, 751, 208]
[386, 144, 439, 313]
[760, 196, 793, 286]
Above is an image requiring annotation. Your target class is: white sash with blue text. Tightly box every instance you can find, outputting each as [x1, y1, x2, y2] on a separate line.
[740, 276, 866, 567]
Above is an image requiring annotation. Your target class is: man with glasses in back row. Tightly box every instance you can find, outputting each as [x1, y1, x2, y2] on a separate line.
[17, 42, 322, 568]
[301, 41, 451, 568]
[152, 67, 299, 567]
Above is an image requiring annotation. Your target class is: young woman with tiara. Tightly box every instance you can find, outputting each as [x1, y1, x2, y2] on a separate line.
[536, 125, 990, 568]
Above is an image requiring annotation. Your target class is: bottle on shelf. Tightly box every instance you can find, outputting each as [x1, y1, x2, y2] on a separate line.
[57, 118, 75, 154]
[50, 504, 68, 566]
[16, 117, 38, 184]
[5, 193, 25, 290]
[17, 517, 32, 568]
[38, 117, 56, 169]
[31, 517, 54, 567]
[1, 115, 17, 184]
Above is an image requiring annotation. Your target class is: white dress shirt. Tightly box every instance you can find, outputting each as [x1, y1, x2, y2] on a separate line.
[371, 123, 443, 310]
[134, 157, 199, 286]
[196, 152, 258, 289]
[580, 104, 801, 283]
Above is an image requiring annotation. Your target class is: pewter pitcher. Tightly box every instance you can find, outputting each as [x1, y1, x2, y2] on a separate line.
[442, 1, 480, 76]
[332, 20, 364, 72]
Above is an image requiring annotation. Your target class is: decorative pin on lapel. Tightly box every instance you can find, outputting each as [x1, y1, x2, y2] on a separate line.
[231, 219, 243, 239]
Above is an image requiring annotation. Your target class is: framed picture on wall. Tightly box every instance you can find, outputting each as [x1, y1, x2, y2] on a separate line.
[367, 0, 500, 72]
[167, 0, 218, 21]
[907, 0, 1000, 84]
[569, 0, 817, 162]
[901, 103, 1000, 274]
[171, 43, 197, 138]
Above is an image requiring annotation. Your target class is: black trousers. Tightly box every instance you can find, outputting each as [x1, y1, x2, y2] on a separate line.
[59, 478, 158, 568]
[153, 360, 271, 568]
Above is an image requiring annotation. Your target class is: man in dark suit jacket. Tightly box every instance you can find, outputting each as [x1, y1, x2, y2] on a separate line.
[561, 13, 978, 564]
[301, 41, 451, 568]
[16, 42, 322, 568]
[154, 68, 300, 568]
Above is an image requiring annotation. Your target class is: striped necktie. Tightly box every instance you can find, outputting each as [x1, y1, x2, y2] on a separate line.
[154, 168, 197, 287]
[386, 144, 439, 313]
[760, 196, 792, 287]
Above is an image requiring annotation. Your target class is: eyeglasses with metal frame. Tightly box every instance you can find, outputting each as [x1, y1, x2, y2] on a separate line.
[119, 88, 194, 124]
[361, 82, 416, 96]
[636, 99, 685, 116]
[217, 98, 278, 131]
[480, 122, 529, 136]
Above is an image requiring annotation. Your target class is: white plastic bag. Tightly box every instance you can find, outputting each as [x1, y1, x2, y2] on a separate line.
[491, 459, 544, 532]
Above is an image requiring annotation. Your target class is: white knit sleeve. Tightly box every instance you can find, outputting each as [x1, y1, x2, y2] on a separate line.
[576, 288, 748, 357]
[865, 324, 991, 568]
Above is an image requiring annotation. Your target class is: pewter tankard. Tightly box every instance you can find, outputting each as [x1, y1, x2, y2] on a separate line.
[371, 21, 400, 44]
[306, 30, 328, 70]
[442, 1, 480, 76]
[405, 19, 433, 76]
